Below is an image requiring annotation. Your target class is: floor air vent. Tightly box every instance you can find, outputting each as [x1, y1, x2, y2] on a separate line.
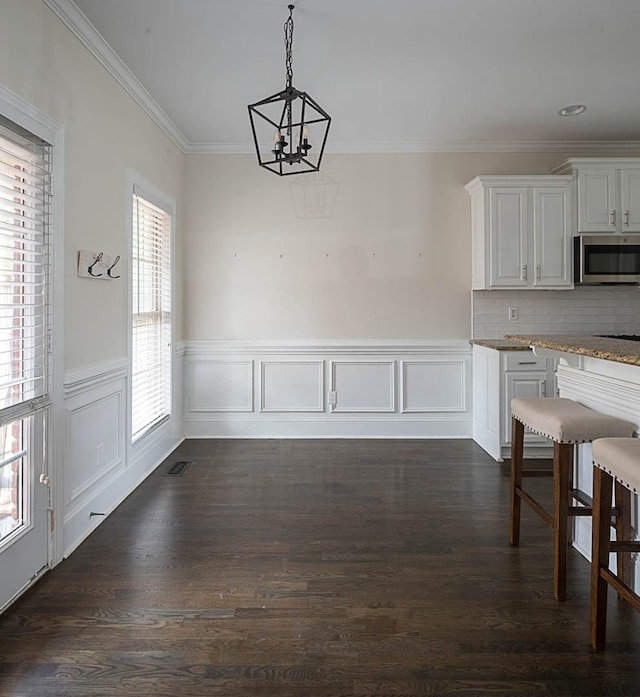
[164, 461, 191, 476]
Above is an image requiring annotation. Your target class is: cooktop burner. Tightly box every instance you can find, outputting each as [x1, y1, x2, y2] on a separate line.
[598, 334, 640, 341]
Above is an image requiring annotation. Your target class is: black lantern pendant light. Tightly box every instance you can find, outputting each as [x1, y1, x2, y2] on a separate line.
[248, 5, 331, 176]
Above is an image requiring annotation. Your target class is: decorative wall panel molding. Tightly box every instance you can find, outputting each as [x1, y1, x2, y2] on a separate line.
[330, 361, 395, 413]
[401, 360, 467, 413]
[260, 361, 324, 412]
[183, 340, 472, 438]
[189, 360, 253, 412]
[66, 390, 123, 505]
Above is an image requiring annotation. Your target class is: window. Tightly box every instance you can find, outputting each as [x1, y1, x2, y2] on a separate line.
[0, 115, 51, 543]
[131, 187, 172, 442]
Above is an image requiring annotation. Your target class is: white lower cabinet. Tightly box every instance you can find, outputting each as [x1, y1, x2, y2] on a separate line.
[473, 345, 556, 461]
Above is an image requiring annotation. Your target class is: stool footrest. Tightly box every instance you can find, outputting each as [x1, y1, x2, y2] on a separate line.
[516, 488, 553, 527]
[600, 568, 640, 613]
[568, 506, 592, 516]
[522, 469, 553, 478]
[609, 541, 640, 553]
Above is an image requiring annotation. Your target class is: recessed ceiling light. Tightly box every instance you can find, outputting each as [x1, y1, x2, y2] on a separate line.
[558, 104, 587, 116]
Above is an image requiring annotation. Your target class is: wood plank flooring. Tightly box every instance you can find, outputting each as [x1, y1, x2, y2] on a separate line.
[1, 439, 640, 696]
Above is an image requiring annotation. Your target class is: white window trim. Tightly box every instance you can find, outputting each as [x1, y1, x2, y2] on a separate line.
[0, 84, 65, 567]
[126, 169, 176, 459]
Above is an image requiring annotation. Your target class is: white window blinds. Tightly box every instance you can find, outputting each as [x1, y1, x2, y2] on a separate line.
[132, 189, 172, 442]
[0, 116, 51, 422]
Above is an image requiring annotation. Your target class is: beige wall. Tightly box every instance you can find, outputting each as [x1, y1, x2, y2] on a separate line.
[184, 151, 592, 341]
[0, 0, 185, 371]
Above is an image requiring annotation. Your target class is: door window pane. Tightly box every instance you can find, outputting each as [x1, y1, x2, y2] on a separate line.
[0, 419, 25, 544]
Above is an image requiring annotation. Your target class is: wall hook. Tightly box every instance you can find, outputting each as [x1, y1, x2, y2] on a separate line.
[107, 255, 121, 278]
[88, 252, 104, 277]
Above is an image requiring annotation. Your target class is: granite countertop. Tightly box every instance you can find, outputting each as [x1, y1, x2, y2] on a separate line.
[503, 334, 640, 367]
[469, 339, 532, 351]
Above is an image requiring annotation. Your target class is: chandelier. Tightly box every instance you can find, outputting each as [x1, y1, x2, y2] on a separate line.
[248, 5, 331, 176]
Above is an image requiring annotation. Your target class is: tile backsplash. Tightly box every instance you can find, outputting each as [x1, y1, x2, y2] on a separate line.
[472, 286, 640, 339]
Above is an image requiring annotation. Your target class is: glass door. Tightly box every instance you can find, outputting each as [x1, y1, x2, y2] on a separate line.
[0, 414, 47, 611]
[0, 114, 51, 611]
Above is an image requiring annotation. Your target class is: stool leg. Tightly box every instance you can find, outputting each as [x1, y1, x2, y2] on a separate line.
[553, 441, 572, 601]
[510, 416, 524, 546]
[591, 466, 613, 651]
[614, 481, 632, 592]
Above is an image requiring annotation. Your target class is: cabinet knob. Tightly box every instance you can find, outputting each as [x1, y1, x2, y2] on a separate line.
[536, 265, 541, 282]
[625, 209, 630, 226]
[611, 210, 616, 227]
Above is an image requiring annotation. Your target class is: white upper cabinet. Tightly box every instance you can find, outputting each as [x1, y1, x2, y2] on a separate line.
[466, 176, 573, 290]
[621, 169, 640, 231]
[488, 187, 528, 288]
[552, 159, 640, 234]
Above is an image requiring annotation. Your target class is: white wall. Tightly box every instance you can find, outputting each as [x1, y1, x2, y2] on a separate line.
[0, 0, 185, 557]
[183, 150, 628, 342]
[0, 0, 185, 369]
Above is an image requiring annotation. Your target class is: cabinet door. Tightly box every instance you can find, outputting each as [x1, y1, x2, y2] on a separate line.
[489, 188, 529, 287]
[577, 169, 617, 233]
[621, 169, 640, 233]
[532, 186, 572, 287]
[502, 371, 548, 445]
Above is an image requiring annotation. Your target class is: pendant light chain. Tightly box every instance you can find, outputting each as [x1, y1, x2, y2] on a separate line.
[284, 5, 294, 89]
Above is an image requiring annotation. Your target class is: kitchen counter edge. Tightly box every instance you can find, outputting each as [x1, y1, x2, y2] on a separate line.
[503, 334, 640, 367]
[469, 339, 532, 351]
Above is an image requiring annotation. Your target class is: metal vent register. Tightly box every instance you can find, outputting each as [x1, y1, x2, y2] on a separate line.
[164, 461, 191, 477]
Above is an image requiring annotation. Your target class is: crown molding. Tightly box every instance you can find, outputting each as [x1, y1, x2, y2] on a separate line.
[329, 140, 640, 154]
[43, 0, 189, 153]
[184, 139, 640, 155]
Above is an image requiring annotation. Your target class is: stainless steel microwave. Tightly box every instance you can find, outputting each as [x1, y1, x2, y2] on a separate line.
[574, 235, 640, 284]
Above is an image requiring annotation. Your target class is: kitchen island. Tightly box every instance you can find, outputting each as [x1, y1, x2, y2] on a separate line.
[503, 333, 640, 586]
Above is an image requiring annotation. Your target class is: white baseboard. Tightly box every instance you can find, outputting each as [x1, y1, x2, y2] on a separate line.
[184, 415, 472, 439]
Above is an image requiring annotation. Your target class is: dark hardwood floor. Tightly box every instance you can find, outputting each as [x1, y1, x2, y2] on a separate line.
[1, 439, 640, 697]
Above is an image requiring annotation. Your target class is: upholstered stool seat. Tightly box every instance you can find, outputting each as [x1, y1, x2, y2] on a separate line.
[591, 438, 640, 650]
[511, 398, 635, 444]
[510, 397, 635, 600]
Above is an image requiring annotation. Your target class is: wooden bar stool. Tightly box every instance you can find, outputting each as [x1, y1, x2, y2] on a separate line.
[510, 397, 635, 600]
[591, 437, 640, 650]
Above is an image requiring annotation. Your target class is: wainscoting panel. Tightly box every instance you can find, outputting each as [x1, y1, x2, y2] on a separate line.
[62, 355, 183, 557]
[261, 361, 324, 412]
[183, 341, 472, 438]
[330, 361, 395, 413]
[401, 360, 467, 413]
[190, 360, 253, 412]
[66, 389, 123, 505]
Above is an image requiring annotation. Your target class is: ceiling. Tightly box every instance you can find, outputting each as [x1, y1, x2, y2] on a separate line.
[48, 0, 640, 153]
